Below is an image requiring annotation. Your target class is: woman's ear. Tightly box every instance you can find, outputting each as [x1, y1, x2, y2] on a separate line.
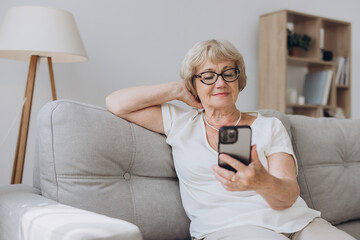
[192, 82, 201, 103]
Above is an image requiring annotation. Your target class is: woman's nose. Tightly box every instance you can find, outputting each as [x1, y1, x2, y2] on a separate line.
[215, 75, 227, 87]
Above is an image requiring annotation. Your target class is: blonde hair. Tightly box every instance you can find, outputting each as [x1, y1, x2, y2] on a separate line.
[180, 39, 247, 99]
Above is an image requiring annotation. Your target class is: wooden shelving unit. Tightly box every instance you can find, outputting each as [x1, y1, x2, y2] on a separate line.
[258, 10, 351, 118]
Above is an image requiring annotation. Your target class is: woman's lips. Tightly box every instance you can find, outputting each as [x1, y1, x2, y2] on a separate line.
[213, 92, 229, 97]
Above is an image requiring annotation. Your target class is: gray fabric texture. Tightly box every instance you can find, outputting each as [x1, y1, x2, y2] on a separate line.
[36, 100, 190, 240]
[0, 184, 56, 240]
[288, 115, 360, 225]
[33, 100, 360, 240]
[33, 136, 41, 191]
[336, 220, 360, 240]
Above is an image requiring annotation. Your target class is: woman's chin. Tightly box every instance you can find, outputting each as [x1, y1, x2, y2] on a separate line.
[204, 101, 236, 110]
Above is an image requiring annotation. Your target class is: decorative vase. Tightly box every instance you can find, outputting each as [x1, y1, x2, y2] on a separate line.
[289, 47, 301, 57]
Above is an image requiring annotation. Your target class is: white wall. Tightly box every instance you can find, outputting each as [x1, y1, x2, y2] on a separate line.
[1, 0, 359, 186]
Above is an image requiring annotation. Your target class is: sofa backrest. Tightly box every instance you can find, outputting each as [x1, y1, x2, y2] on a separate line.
[35, 100, 360, 239]
[259, 110, 360, 225]
[288, 115, 360, 225]
[35, 100, 190, 240]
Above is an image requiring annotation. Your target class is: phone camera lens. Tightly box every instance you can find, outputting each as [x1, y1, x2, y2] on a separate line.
[229, 131, 235, 139]
[228, 129, 236, 142]
[220, 129, 237, 143]
[221, 131, 228, 142]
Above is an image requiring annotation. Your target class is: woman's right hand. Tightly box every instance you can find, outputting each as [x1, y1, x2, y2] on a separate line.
[176, 81, 203, 109]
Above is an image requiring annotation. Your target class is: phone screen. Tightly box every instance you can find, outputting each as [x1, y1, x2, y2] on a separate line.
[218, 126, 252, 172]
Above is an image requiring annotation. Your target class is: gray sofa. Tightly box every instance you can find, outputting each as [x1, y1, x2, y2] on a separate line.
[0, 100, 359, 240]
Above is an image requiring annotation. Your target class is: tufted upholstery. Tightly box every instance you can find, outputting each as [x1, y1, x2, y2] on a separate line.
[35, 100, 190, 240]
[34, 100, 360, 240]
[288, 115, 360, 225]
[259, 110, 360, 227]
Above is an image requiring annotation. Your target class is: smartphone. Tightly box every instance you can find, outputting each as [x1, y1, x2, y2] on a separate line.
[218, 126, 252, 172]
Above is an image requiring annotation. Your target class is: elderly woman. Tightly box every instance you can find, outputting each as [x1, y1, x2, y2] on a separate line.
[106, 40, 354, 240]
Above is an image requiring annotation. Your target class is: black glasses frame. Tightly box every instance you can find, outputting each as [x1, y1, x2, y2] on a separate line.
[193, 68, 240, 85]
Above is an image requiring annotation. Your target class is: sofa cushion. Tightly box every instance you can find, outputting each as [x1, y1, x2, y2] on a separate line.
[36, 100, 191, 240]
[288, 115, 360, 225]
[335, 220, 360, 240]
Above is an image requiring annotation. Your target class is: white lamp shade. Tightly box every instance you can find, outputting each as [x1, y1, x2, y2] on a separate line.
[0, 6, 88, 63]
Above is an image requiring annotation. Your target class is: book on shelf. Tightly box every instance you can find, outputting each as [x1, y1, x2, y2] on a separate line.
[344, 57, 349, 86]
[334, 56, 349, 86]
[302, 70, 333, 105]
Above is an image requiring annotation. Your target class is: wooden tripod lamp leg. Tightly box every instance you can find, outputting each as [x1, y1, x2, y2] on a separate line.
[11, 55, 39, 184]
[47, 57, 57, 101]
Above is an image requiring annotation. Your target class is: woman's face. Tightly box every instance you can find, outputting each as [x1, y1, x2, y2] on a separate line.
[194, 59, 239, 110]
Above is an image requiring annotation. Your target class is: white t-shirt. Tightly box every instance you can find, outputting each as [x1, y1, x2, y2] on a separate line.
[161, 103, 320, 239]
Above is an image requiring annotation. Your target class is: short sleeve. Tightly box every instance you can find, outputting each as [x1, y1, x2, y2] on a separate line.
[268, 118, 298, 174]
[161, 103, 194, 137]
[161, 103, 172, 136]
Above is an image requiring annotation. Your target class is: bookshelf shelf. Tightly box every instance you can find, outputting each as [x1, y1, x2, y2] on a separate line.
[287, 104, 335, 109]
[287, 56, 336, 67]
[336, 85, 350, 89]
[259, 10, 351, 118]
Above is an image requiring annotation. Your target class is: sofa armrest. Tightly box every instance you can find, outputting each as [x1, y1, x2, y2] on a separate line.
[21, 204, 143, 240]
[0, 184, 143, 240]
[0, 184, 45, 240]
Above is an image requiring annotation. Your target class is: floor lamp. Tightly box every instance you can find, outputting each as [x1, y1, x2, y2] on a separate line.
[0, 6, 88, 184]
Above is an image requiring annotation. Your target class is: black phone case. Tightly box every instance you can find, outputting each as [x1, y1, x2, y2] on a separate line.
[218, 126, 252, 172]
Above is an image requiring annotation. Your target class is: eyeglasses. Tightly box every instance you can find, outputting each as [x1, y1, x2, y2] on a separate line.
[193, 68, 240, 85]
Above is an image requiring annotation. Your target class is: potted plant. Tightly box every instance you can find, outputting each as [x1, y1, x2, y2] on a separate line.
[287, 29, 312, 56]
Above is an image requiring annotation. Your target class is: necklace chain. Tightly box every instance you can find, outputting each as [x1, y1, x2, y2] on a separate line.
[203, 111, 242, 132]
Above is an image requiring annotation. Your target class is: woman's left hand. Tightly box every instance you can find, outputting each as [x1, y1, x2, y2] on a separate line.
[212, 145, 269, 192]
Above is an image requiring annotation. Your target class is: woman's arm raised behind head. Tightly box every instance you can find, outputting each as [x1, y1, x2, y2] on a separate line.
[105, 81, 202, 134]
